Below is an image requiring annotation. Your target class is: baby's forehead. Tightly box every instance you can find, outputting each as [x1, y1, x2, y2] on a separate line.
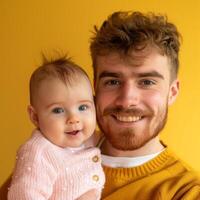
[32, 76, 93, 107]
[38, 71, 90, 86]
[61, 74, 92, 89]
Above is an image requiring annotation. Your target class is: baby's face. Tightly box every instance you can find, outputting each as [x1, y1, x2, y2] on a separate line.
[31, 77, 96, 148]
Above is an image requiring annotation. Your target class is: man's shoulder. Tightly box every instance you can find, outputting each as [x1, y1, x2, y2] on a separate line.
[85, 130, 104, 148]
[164, 148, 200, 179]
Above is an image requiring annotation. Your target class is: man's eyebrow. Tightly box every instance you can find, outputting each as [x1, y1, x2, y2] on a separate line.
[98, 71, 121, 79]
[137, 71, 164, 79]
[98, 70, 164, 79]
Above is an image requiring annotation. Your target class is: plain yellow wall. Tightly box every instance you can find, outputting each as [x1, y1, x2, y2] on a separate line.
[1, 0, 200, 186]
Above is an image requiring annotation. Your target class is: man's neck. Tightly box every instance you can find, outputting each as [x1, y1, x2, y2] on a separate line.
[101, 136, 165, 157]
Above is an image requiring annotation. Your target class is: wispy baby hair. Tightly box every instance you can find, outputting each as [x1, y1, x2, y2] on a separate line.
[29, 54, 89, 106]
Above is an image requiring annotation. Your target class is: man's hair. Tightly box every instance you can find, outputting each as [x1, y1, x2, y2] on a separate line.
[90, 11, 181, 80]
[29, 55, 89, 106]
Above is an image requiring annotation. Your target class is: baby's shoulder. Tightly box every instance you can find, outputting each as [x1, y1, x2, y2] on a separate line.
[17, 130, 55, 162]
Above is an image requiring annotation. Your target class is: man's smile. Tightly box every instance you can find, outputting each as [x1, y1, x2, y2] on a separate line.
[114, 114, 142, 122]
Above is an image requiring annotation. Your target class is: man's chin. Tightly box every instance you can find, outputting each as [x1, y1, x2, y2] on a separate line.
[109, 140, 145, 151]
[105, 129, 156, 151]
[105, 134, 144, 151]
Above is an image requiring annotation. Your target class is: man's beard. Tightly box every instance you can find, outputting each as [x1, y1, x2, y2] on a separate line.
[97, 105, 168, 151]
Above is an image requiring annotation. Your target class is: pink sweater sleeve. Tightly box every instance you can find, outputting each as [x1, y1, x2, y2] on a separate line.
[8, 138, 57, 200]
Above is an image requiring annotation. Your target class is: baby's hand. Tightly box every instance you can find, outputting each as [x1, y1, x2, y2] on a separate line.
[76, 189, 100, 200]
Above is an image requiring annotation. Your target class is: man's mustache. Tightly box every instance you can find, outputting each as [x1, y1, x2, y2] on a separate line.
[103, 106, 151, 116]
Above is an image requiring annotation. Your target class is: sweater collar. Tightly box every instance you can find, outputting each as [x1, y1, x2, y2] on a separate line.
[103, 148, 177, 178]
[97, 135, 177, 177]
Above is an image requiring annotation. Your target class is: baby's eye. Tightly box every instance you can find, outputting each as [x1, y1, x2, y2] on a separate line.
[78, 104, 88, 111]
[52, 107, 64, 114]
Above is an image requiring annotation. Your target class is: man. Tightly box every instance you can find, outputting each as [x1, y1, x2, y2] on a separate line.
[90, 11, 200, 199]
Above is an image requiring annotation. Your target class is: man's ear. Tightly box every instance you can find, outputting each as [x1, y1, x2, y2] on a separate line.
[168, 79, 179, 106]
[27, 105, 39, 127]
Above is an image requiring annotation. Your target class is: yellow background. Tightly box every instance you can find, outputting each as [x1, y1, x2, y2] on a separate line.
[0, 0, 200, 186]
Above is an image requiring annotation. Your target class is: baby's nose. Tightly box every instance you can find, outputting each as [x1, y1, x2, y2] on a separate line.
[66, 114, 80, 124]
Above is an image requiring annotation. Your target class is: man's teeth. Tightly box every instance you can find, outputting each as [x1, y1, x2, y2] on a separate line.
[116, 115, 142, 122]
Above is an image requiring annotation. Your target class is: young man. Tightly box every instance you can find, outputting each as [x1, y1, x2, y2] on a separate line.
[90, 11, 200, 199]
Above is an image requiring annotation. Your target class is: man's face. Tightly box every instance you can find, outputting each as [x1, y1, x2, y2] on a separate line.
[95, 49, 179, 151]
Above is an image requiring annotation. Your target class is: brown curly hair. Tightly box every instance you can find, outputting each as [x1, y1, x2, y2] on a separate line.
[90, 11, 181, 80]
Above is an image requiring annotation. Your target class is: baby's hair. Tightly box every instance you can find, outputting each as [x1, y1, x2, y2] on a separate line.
[29, 55, 90, 106]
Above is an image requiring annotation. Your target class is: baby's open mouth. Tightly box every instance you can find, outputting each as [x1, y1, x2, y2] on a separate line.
[65, 130, 80, 135]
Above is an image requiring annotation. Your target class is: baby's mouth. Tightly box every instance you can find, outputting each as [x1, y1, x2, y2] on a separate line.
[65, 130, 80, 135]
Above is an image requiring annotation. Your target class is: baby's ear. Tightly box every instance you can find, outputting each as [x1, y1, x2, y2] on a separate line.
[27, 105, 39, 127]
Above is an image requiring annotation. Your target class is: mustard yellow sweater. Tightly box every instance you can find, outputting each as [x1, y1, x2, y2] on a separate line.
[102, 148, 200, 200]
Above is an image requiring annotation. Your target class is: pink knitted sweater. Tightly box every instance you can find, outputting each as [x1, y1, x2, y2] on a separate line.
[8, 130, 105, 200]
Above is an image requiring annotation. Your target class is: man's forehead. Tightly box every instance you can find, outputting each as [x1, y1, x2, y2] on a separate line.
[95, 47, 165, 68]
[95, 49, 170, 80]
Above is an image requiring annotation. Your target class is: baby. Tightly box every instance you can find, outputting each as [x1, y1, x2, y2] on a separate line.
[8, 56, 105, 200]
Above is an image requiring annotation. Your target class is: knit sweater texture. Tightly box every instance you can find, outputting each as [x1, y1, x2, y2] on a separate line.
[102, 147, 200, 200]
[8, 130, 105, 200]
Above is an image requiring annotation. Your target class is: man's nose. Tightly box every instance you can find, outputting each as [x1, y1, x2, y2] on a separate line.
[115, 82, 140, 108]
[66, 114, 80, 124]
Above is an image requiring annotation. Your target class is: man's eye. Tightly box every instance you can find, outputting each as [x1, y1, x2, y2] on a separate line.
[79, 105, 88, 111]
[105, 79, 120, 86]
[139, 79, 155, 86]
[52, 107, 64, 114]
